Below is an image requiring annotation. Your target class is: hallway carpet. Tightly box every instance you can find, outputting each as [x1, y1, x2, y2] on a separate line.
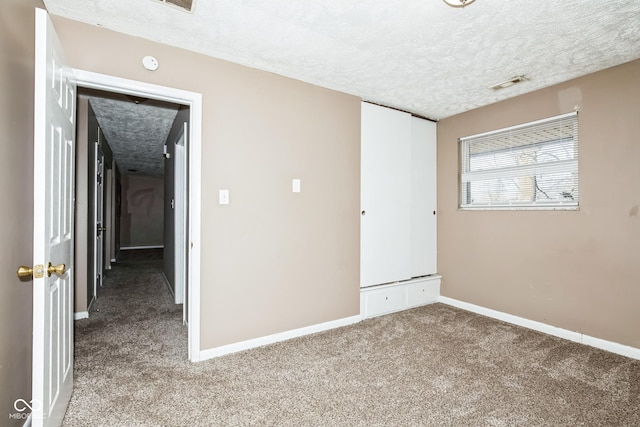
[63, 251, 640, 426]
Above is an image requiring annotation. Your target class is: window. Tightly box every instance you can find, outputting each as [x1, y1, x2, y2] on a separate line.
[459, 112, 578, 210]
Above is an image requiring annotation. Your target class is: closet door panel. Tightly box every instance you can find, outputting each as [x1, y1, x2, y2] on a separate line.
[411, 117, 437, 277]
[361, 103, 412, 287]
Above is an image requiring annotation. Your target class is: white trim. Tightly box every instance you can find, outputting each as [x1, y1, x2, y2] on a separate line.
[73, 312, 89, 320]
[161, 272, 175, 298]
[459, 111, 578, 142]
[188, 94, 202, 363]
[439, 296, 640, 360]
[198, 315, 362, 361]
[119, 245, 164, 250]
[174, 134, 187, 307]
[73, 69, 202, 363]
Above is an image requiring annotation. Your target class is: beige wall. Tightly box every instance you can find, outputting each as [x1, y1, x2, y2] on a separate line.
[438, 59, 640, 349]
[50, 16, 361, 349]
[0, 0, 43, 423]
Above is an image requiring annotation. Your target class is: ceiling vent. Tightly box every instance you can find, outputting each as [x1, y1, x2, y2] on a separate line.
[155, 0, 195, 13]
[490, 75, 527, 91]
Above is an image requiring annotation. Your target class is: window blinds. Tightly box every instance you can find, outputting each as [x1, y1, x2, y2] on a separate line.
[460, 112, 578, 209]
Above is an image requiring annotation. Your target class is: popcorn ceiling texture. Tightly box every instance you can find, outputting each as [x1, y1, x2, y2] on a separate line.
[44, 0, 640, 120]
[88, 97, 179, 176]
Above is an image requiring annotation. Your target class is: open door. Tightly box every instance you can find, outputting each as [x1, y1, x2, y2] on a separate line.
[104, 167, 114, 271]
[94, 142, 105, 294]
[32, 8, 76, 426]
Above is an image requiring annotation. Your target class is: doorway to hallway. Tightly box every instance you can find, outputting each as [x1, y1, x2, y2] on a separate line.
[72, 69, 203, 362]
[76, 86, 189, 324]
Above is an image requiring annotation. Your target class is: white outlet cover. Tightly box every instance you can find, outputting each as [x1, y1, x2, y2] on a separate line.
[219, 189, 229, 205]
[292, 179, 301, 193]
[142, 55, 159, 71]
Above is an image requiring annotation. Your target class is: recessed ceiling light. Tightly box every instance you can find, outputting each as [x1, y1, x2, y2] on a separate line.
[490, 75, 528, 90]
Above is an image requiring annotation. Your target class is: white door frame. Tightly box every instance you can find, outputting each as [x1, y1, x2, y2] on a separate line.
[73, 69, 202, 362]
[174, 128, 187, 312]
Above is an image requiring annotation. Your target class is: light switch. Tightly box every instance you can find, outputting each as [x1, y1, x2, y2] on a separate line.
[219, 189, 229, 205]
[292, 179, 301, 193]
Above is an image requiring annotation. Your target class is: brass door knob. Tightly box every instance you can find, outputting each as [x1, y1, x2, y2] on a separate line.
[47, 262, 66, 277]
[17, 264, 45, 280]
[17, 266, 34, 279]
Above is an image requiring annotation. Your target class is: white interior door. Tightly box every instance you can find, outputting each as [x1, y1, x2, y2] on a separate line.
[94, 142, 105, 295]
[104, 168, 113, 270]
[109, 166, 118, 263]
[360, 102, 412, 287]
[32, 8, 76, 426]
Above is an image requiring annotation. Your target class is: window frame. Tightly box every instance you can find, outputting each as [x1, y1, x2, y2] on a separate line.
[459, 112, 579, 211]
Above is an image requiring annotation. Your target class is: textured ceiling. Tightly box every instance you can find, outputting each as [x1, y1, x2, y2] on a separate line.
[44, 0, 640, 120]
[50, 1, 640, 177]
[87, 95, 179, 176]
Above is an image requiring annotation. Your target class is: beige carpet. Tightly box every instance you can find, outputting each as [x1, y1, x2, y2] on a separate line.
[63, 250, 640, 426]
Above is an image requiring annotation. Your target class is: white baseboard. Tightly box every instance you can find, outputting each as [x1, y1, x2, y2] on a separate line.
[74, 311, 89, 320]
[439, 296, 640, 360]
[198, 314, 361, 361]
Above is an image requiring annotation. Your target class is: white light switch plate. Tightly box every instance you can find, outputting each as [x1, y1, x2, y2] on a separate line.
[292, 179, 301, 193]
[219, 189, 229, 204]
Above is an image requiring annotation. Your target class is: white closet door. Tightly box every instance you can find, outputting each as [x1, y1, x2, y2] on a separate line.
[411, 117, 437, 277]
[361, 103, 412, 287]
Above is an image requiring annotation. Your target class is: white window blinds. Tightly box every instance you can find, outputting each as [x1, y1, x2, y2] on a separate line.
[460, 112, 578, 209]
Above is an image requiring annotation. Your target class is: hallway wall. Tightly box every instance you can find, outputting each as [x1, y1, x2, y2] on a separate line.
[120, 174, 165, 248]
[75, 96, 116, 313]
